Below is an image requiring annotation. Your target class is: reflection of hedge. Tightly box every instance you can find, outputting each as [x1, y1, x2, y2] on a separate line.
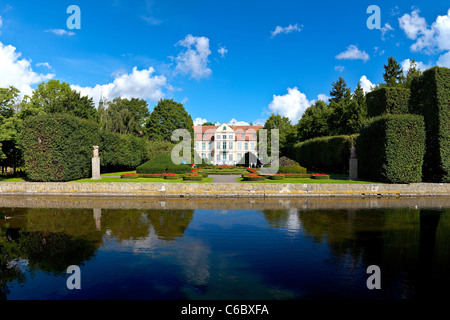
[366, 87, 411, 118]
[20, 114, 100, 182]
[136, 153, 191, 174]
[410, 66, 450, 182]
[356, 114, 425, 183]
[293, 135, 358, 174]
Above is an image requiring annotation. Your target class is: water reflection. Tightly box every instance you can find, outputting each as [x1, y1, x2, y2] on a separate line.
[0, 197, 449, 300]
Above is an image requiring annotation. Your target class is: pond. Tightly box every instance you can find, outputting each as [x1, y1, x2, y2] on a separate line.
[1, 196, 449, 300]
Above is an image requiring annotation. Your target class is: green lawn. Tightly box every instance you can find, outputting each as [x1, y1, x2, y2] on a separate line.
[237, 177, 381, 184]
[70, 177, 214, 183]
[0, 177, 26, 182]
[101, 171, 136, 176]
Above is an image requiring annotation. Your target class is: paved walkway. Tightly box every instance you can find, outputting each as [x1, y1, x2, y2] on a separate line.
[210, 175, 241, 183]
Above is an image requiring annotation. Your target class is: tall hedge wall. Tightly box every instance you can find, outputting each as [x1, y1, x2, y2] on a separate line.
[410, 66, 450, 182]
[356, 114, 425, 183]
[20, 114, 149, 181]
[293, 134, 358, 174]
[136, 153, 191, 174]
[20, 114, 100, 182]
[366, 87, 411, 118]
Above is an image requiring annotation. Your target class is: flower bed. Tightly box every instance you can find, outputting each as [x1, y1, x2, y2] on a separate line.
[311, 173, 330, 180]
[183, 173, 203, 181]
[121, 173, 139, 179]
[283, 173, 312, 178]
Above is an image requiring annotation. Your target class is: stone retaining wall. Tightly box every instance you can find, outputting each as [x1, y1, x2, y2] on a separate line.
[0, 182, 449, 198]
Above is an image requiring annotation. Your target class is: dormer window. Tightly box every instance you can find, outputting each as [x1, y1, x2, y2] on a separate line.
[223, 126, 226, 130]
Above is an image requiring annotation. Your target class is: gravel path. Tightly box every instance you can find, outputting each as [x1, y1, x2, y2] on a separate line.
[209, 175, 241, 183]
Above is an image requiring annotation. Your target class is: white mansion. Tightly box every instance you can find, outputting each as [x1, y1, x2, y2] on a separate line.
[193, 123, 263, 165]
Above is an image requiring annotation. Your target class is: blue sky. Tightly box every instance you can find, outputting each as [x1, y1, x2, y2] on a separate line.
[1, 0, 449, 126]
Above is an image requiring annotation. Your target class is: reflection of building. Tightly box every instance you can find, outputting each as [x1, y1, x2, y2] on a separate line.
[193, 123, 263, 165]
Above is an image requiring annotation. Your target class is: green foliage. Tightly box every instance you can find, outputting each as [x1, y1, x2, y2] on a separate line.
[99, 131, 147, 172]
[366, 87, 411, 118]
[410, 66, 450, 182]
[329, 77, 351, 104]
[24, 80, 98, 121]
[293, 134, 358, 174]
[242, 175, 266, 181]
[145, 99, 194, 141]
[263, 114, 296, 156]
[136, 153, 191, 174]
[182, 175, 203, 181]
[356, 114, 425, 183]
[20, 114, 100, 182]
[297, 100, 333, 141]
[383, 56, 405, 86]
[278, 165, 307, 173]
[100, 97, 150, 136]
[268, 175, 285, 180]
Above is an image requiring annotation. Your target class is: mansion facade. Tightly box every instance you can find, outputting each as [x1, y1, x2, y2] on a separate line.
[194, 123, 263, 165]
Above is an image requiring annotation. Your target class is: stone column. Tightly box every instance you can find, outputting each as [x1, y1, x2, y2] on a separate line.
[91, 146, 101, 180]
[349, 146, 358, 180]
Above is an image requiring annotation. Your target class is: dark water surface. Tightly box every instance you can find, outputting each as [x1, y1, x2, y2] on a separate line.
[1, 196, 449, 300]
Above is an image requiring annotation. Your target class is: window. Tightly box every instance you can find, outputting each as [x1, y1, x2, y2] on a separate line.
[223, 142, 227, 150]
[202, 142, 205, 150]
[245, 143, 248, 150]
[223, 126, 226, 130]
[237, 154, 242, 161]
[229, 142, 233, 150]
[229, 154, 233, 161]
[203, 133, 207, 139]
[217, 154, 220, 161]
[201, 153, 205, 159]
[228, 135, 233, 139]
[251, 143, 255, 150]
[195, 142, 199, 150]
[217, 142, 220, 149]
[254, 134, 257, 140]
[237, 142, 241, 150]
[216, 134, 220, 139]
[223, 135, 227, 139]
[223, 153, 227, 160]
[241, 134, 245, 139]
[209, 143, 213, 150]
[209, 154, 213, 160]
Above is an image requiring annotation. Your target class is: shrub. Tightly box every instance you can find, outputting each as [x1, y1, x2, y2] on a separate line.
[366, 87, 411, 118]
[242, 175, 266, 181]
[293, 134, 358, 174]
[311, 174, 330, 180]
[121, 173, 139, 179]
[268, 174, 285, 180]
[138, 173, 166, 178]
[284, 173, 312, 178]
[356, 114, 425, 183]
[279, 156, 299, 167]
[20, 114, 100, 182]
[183, 173, 203, 181]
[164, 174, 181, 180]
[278, 165, 307, 174]
[410, 66, 450, 182]
[136, 153, 191, 174]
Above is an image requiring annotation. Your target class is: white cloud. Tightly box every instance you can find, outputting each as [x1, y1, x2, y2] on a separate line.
[174, 34, 212, 80]
[194, 118, 208, 126]
[399, 8, 450, 53]
[229, 118, 250, 126]
[45, 29, 75, 36]
[310, 93, 331, 106]
[401, 58, 432, 73]
[218, 46, 228, 58]
[359, 75, 374, 94]
[271, 24, 302, 37]
[381, 23, 394, 40]
[336, 45, 369, 62]
[0, 41, 54, 97]
[71, 67, 167, 104]
[268, 87, 310, 123]
[334, 65, 345, 72]
[36, 62, 52, 70]
[437, 51, 450, 67]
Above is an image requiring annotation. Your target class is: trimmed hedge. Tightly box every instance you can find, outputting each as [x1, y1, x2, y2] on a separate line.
[366, 87, 411, 118]
[356, 114, 425, 183]
[278, 165, 307, 174]
[136, 153, 191, 174]
[410, 66, 450, 182]
[20, 114, 100, 182]
[293, 135, 358, 174]
[268, 175, 285, 180]
[311, 174, 330, 180]
[242, 175, 266, 181]
[183, 174, 203, 181]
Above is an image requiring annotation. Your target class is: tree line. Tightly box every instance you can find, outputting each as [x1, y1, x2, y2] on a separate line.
[262, 56, 424, 157]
